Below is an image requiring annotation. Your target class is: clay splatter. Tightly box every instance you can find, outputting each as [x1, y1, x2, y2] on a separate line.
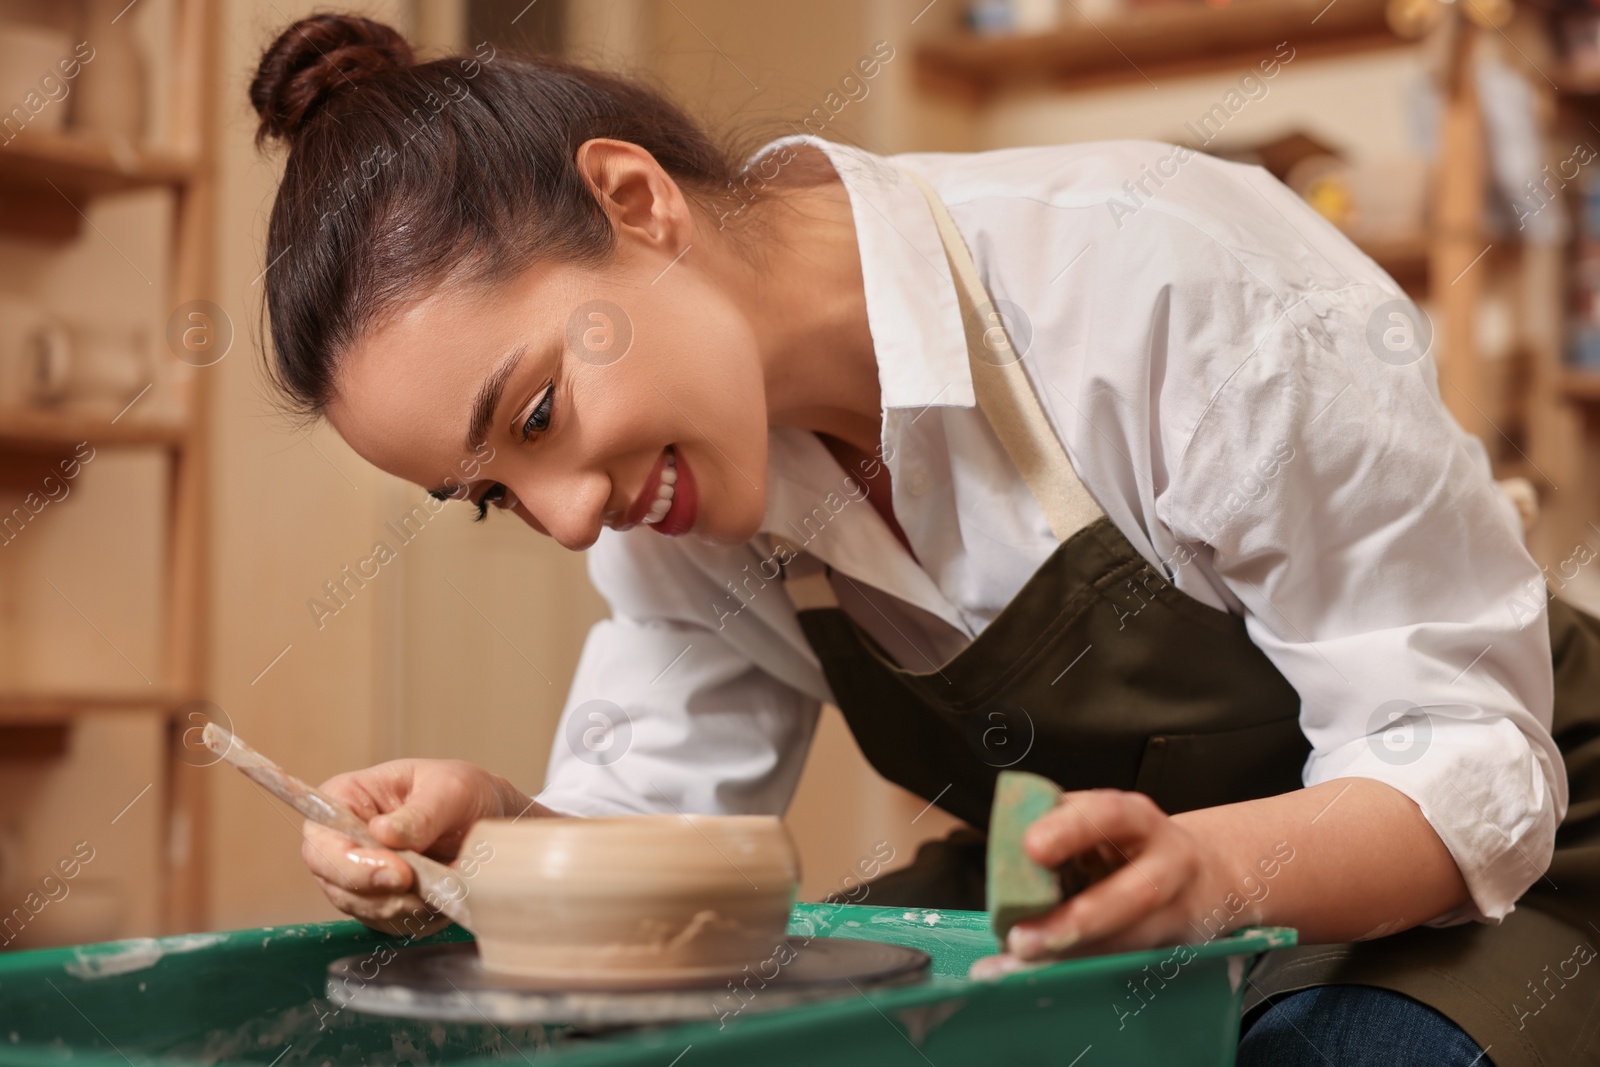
[64, 933, 226, 979]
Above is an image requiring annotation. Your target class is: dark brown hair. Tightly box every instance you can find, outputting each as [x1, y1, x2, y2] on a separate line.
[250, 13, 745, 418]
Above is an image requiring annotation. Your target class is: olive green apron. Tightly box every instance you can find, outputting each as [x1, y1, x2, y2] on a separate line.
[778, 175, 1600, 1066]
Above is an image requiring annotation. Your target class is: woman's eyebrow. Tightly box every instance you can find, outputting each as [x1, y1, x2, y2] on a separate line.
[464, 343, 528, 454]
[425, 342, 529, 499]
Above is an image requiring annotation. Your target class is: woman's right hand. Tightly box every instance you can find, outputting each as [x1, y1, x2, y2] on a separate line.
[299, 758, 555, 939]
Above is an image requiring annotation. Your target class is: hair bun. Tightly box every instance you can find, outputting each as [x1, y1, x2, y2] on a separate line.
[251, 14, 413, 146]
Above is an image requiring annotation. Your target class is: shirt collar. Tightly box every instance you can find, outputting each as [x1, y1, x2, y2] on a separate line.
[758, 427, 972, 637]
[753, 135, 976, 412]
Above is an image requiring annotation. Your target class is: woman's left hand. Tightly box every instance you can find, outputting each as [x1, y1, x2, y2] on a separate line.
[970, 788, 1240, 978]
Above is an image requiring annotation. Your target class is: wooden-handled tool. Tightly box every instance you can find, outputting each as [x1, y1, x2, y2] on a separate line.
[201, 722, 476, 932]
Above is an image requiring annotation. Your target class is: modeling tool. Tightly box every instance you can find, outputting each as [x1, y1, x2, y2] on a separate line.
[201, 722, 475, 931]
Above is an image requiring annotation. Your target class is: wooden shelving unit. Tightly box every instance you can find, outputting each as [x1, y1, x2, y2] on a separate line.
[0, 0, 216, 934]
[915, 0, 1404, 97]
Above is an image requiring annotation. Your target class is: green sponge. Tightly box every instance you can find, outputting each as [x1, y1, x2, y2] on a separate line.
[986, 770, 1066, 944]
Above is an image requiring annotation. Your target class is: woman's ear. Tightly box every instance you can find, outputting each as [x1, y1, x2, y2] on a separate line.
[575, 138, 690, 250]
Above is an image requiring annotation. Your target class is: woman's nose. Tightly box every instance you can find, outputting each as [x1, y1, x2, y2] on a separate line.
[514, 475, 607, 551]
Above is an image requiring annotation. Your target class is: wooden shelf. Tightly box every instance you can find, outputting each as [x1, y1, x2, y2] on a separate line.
[0, 690, 191, 725]
[0, 724, 71, 759]
[915, 0, 1406, 98]
[0, 131, 198, 239]
[0, 130, 196, 198]
[1554, 63, 1600, 97]
[0, 409, 188, 455]
[1562, 370, 1600, 404]
[1357, 232, 1430, 289]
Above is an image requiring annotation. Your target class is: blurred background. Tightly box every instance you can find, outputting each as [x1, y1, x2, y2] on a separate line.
[0, 0, 1596, 946]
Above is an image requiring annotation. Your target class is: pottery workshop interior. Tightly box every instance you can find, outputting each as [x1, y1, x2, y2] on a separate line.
[4, 0, 1600, 1063]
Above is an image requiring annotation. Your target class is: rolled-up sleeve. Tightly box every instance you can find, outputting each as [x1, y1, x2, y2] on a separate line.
[1162, 278, 1564, 925]
[536, 530, 824, 819]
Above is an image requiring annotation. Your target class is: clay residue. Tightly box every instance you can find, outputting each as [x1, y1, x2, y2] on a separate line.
[64, 933, 226, 979]
[553, 909, 767, 962]
[642, 909, 748, 953]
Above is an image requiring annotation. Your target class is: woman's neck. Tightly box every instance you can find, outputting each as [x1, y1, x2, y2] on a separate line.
[724, 162, 883, 457]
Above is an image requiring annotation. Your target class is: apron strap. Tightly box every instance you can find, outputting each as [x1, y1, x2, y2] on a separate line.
[908, 172, 1104, 544]
[771, 536, 839, 609]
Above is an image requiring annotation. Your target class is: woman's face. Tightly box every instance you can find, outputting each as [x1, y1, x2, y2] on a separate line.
[325, 225, 770, 551]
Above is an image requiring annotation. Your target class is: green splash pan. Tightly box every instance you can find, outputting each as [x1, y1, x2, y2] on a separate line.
[0, 903, 1294, 1066]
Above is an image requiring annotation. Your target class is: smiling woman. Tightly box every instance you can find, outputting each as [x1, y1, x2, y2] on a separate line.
[249, 12, 1600, 1067]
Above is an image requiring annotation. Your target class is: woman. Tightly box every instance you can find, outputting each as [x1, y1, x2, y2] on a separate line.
[251, 14, 1599, 1065]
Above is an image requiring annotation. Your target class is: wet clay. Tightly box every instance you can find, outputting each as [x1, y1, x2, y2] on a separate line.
[463, 816, 799, 988]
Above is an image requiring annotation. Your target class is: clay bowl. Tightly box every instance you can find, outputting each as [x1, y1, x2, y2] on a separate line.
[461, 815, 800, 988]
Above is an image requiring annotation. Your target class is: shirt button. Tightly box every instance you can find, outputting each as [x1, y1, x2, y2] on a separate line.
[907, 470, 932, 496]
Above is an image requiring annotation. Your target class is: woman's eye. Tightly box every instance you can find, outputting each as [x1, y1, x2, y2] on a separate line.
[473, 483, 509, 522]
[520, 383, 555, 442]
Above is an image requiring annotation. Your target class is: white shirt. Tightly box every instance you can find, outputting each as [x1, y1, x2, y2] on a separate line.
[536, 136, 1564, 926]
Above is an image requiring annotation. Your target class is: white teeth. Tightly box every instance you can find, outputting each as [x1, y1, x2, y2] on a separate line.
[641, 449, 677, 525]
[643, 490, 672, 523]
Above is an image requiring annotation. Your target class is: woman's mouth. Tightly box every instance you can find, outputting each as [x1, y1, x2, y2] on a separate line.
[624, 446, 697, 536]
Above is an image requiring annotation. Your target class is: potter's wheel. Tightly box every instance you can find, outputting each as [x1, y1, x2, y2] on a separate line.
[327, 937, 931, 1026]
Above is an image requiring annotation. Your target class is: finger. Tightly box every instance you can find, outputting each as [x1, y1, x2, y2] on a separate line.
[1008, 834, 1191, 958]
[316, 762, 457, 855]
[317, 768, 394, 822]
[355, 911, 453, 941]
[366, 767, 480, 856]
[1023, 790, 1165, 870]
[969, 952, 1064, 980]
[301, 822, 413, 894]
[1046, 906, 1197, 961]
[317, 877, 441, 933]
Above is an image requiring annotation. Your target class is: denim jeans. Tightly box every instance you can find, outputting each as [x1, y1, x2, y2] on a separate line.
[1239, 985, 1492, 1066]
